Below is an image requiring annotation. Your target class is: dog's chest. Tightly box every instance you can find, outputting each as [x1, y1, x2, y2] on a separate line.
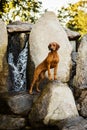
[51, 55, 58, 68]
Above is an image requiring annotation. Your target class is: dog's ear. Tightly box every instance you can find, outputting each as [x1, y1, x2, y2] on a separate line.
[56, 43, 60, 50]
[48, 43, 51, 50]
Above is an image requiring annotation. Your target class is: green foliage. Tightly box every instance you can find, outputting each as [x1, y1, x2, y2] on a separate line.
[0, 0, 42, 24]
[57, 0, 87, 36]
[0, 0, 7, 17]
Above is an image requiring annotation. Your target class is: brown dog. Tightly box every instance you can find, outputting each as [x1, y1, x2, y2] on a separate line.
[29, 42, 60, 94]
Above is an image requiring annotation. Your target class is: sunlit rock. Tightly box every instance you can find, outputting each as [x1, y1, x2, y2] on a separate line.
[29, 12, 72, 83]
[0, 19, 8, 92]
[29, 81, 78, 127]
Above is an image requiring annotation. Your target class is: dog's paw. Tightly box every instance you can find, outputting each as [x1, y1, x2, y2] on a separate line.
[29, 90, 33, 95]
[36, 88, 41, 93]
[48, 76, 53, 80]
[54, 77, 57, 80]
[54, 75, 58, 80]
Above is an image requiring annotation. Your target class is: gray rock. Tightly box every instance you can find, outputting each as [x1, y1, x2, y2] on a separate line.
[64, 28, 81, 40]
[71, 52, 77, 76]
[29, 12, 72, 83]
[7, 21, 32, 33]
[77, 90, 87, 118]
[69, 52, 77, 88]
[73, 35, 87, 117]
[0, 92, 39, 115]
[57, 116, 87, 130]
[74, 35, 87, 89]
[80, 95, 87, 117]
[29, 81, 78, 127]
[0, 114, 25, 130]
[71, 52, 77, 63]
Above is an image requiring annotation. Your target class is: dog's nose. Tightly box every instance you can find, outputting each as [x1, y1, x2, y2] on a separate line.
[50, 48, 54, 51]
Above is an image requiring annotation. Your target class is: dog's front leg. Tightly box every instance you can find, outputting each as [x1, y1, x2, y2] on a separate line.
[48, 64, 52, 80]
[54, 64, 58, 80]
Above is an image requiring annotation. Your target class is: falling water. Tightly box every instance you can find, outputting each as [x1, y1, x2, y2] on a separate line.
[8, 34, 29, 91]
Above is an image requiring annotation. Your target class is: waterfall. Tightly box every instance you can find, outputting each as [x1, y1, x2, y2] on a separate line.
[8, 34, 29, 92]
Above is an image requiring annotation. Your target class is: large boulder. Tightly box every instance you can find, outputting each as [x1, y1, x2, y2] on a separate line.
[0, 19, 8, 92]
[29, 81, 78, 127]
[58, 116, 87, 130]
[0, 92, 39, 115]
[29, 12, 72, 83]
[74, 35, 87, 89]
[74, 35, 87, 117]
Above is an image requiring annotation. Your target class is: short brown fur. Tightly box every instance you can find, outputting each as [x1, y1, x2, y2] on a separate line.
[29, 42, 60, 94]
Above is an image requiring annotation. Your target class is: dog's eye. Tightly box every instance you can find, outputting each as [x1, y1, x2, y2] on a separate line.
[53, 44, 56, 46]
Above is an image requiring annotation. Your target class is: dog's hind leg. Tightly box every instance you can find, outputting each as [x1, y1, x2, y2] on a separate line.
[29, 74, 39, 94]
[29, 79, 36, 94]
[36, 71, 45, 92]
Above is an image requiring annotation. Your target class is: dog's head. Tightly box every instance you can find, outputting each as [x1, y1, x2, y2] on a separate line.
[48, 42, 60, 51]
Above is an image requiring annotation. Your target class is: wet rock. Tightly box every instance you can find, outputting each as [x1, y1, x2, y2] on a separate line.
[29, 11, 72, 83]
[7, 34, 29, 92]
[0, 92, 39, 115]
[0, 114, 25, 130]
[29, 81, 78, 127]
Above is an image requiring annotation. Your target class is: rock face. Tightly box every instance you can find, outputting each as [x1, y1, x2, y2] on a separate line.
[29, 12, 72, 83]
[64, 28, 81, 40]
[0, 19, 8, 92]
[29, 81, 78, 127]
[74, 35, 87, 89]
[7, 21, 32, 33]
[59, 116, 87, 130]
[0, 115, 25, 130]
[79, 91, 87, 117]
[74, 35, 87, 117]
[0, 92, 39, 115]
